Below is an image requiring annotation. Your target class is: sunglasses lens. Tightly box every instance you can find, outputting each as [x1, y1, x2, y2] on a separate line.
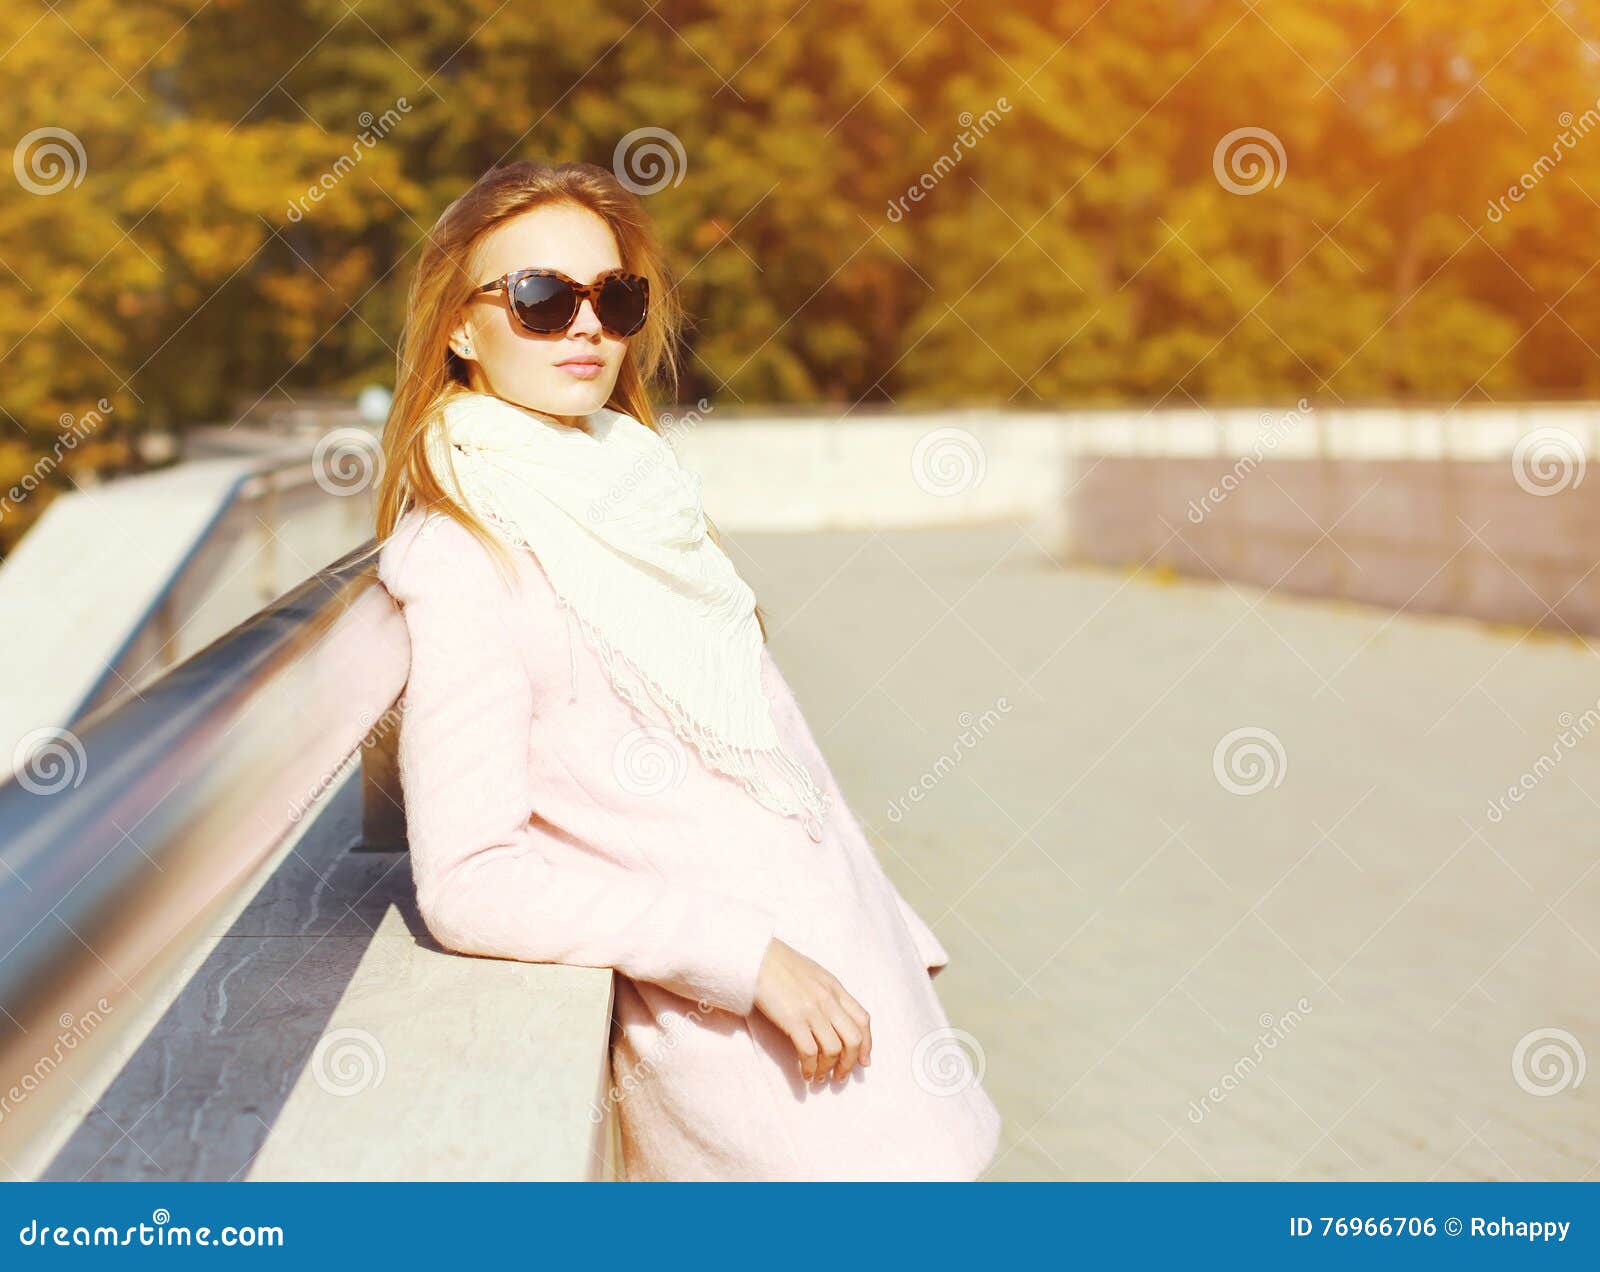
[509, 274, 577, 331]
[597, 275, 649, 336]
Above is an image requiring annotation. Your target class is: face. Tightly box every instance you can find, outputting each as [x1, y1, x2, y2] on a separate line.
[451, 201, 634, 430]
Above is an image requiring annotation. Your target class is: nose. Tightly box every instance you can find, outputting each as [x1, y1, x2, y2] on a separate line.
[567, 296, 602, 337]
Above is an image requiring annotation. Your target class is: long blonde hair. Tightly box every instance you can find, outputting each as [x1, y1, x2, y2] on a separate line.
[356, 159, 765, 638]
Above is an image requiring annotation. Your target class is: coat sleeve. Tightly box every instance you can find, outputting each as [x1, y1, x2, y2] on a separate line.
[378, 513, 777, 1016]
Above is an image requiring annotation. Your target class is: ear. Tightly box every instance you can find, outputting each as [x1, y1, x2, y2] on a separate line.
[448, 320, 475, 360]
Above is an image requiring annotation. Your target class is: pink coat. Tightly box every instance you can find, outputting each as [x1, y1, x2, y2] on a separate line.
[377, 507, 1002, 1180]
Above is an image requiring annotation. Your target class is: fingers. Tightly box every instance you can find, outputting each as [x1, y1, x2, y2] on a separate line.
[803, 996, 874, 1083]
[831, 1014, 862, 1081]
[757, 946, 872, 1084]
[806, 1015, 843, 1083]
[783, 1011, 846, 1083]
[835, 986, 872, 1068]
[788, 1022, 821, 1082]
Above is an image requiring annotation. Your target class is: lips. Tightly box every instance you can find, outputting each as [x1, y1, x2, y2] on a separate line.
[557, 356, 605, 380]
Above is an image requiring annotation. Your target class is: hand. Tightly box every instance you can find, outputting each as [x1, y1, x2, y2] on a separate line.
[752, 937, 872, 1083]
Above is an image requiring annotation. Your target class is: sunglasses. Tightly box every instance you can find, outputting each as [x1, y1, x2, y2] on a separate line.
[470, 267, 650, 338]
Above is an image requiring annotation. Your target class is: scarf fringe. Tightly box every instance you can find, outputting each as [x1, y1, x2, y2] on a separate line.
[483, 507, 834, 831]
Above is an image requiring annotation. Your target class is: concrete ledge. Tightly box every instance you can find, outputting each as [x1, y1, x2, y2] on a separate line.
[1063, 453, 1600, 634]
[32, 769, 617, 1183]
[246, 905, 615, 1183]
[678, 403, 1600, 533]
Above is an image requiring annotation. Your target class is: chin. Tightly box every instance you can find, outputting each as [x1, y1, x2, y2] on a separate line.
[544, 376, 618, 414]
[494, 369, 620, 421]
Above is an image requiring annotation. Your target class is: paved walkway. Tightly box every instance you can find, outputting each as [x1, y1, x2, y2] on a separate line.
[733, 521, 1600, 1181]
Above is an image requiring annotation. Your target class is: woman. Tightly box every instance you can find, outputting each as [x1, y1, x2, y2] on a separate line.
[367, 159, 1002, 1181]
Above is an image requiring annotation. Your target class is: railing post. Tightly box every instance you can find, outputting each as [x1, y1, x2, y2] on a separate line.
[359, 717, 408, 851]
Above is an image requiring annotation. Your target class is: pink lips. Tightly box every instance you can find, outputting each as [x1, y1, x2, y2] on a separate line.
[557, 355, 604, 380]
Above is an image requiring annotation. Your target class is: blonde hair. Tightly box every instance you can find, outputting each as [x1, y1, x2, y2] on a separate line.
[355, 159, 765, 638]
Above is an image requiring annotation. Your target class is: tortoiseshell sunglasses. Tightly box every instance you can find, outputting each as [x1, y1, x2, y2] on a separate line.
[470, 267, 650, 337]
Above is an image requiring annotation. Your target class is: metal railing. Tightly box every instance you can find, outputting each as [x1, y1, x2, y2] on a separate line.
[74, 448, 380, 722]
[0, 540, 408, 1174]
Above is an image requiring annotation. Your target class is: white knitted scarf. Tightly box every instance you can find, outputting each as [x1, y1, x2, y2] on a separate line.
[423, 389, 832, 830]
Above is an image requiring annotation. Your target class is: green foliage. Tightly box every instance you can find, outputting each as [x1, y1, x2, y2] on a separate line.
[3, 0, 1600, 541]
